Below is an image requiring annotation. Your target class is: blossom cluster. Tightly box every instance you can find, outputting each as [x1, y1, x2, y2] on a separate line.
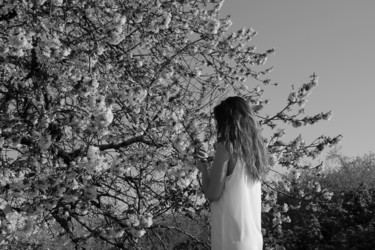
[125, 213, 153, 238]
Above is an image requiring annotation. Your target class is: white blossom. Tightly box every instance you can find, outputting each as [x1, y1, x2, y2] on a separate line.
[294, 170, 301, 180]
[0, 137, 4, 148]
[127, 214, 140, 227]
[52, 0, 63, 6]
[37, 0, 47, 5]
[140, 213, 153, 228]
[207, 18, 220, 34]
[288, 92, 297, 103]
[119, 15, 127, 25]
[97, 44, 105, 55]
[62, 47, 71, 57]
[269, 154, 279, 167]
[133, 229, 146, 238]
[163, 12, 172, 29]
[315, 182, 322, 193]
[323, 191, 334, 201]
[87, 146, 100, 162]
[98, 107, 114, 126]
[282, 203, 289, 213]
[262, 204, 271, 213]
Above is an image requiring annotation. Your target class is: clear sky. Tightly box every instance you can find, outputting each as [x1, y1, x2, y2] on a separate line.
[221, 0, 375, 158]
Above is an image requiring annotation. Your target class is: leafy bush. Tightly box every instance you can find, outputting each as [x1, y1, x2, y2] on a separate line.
[322, 151, 375, 192]
[263, 152, 375, 250]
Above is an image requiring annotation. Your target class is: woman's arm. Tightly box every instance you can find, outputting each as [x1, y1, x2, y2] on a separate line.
[197, 161, 210, 195]
[197, 142, 230, 202]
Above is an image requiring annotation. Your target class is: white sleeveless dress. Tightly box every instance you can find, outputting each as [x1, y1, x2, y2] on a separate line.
[211, 159, 263, 250]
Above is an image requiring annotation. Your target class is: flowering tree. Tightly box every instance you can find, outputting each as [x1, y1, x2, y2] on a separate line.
[0, 0, 341, 248]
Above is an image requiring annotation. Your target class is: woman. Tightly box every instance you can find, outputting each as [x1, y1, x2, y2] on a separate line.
[196, 96, 268, 250]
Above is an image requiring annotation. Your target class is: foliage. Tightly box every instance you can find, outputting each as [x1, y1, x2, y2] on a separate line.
[264, 155, 375, 250]
[322, 150, 375, 192]
[319, 185, 375, 250]
[0, 0, 340, 248]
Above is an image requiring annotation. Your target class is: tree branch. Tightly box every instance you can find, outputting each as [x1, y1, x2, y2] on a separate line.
[97, 135, 165, 150]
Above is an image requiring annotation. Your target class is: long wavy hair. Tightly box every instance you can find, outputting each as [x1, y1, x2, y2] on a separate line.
[213, 96, 268, 181]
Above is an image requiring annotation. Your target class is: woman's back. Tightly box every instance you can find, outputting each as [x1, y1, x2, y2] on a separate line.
[196, 96, 267, 249]
[211, 158, 262, 250]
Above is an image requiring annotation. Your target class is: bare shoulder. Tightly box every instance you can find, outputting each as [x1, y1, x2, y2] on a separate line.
[215, 141, 226, 150]
[215, 142, 236, 176]
[214, 142, 230, 160]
